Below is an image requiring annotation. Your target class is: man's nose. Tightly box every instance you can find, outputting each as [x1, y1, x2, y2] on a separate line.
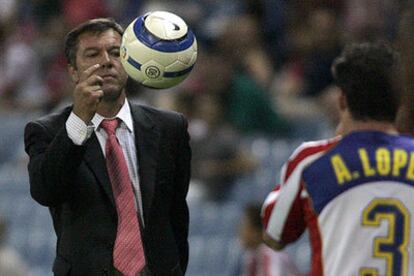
[100, 51, 112, 68]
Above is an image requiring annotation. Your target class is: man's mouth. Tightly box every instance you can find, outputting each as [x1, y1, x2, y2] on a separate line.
[101, 74, 117, 80]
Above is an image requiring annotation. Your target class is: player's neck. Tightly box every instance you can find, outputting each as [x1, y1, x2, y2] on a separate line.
[340, 112, 398, 136]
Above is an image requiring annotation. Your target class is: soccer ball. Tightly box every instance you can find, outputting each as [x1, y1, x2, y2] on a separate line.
[120, 11, 198, 89]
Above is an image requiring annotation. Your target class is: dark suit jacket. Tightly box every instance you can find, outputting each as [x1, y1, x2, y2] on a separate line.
[24, 102, 191, 276]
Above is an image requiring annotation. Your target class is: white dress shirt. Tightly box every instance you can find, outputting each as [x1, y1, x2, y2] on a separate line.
[65, 100, 145, 225]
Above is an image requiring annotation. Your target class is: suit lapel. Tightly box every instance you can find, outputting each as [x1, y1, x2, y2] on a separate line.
[130, 102, 159, 222]
[84, 133, 116, 207]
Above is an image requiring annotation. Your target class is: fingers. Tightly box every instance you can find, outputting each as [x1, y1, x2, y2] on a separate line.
[72, 64, 105, 122]
[76, 76, 103, 100]
[86, 83, 104, 101]
[81, 64, 103, 86]
[77, 65, 104, 97]
[85, 75, 104, 86]
[91, 89, 104, 101]
[80, 64, 101, 82]
[90, 85, 102, 91]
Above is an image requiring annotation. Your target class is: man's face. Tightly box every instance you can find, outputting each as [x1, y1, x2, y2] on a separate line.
[70, 29, 128, 101]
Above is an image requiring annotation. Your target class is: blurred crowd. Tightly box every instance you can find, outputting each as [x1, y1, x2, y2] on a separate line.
[1, 0, 406, 201]
[0, 0, 404, 116]
[0, 0, 410, 274]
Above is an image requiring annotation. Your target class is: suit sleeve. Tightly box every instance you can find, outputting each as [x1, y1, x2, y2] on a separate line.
[171, 114, 191, 273]
[24, 120, 87, 206]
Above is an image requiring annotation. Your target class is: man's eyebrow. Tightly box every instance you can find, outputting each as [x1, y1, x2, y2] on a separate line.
[82, 45, 120, 52]
[83, 47, 99, 52]
[108, 45, 121, 50]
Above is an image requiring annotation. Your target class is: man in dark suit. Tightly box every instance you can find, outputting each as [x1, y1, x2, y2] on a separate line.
[24, 18, 191, 276]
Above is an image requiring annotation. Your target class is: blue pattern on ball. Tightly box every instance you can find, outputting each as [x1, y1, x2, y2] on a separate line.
[127, 55, 195, 78]
[133, 15, 195, 53]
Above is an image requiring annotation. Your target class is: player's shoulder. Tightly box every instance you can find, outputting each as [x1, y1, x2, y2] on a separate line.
[393, 132, 414, 149]
[283, 136, 341, 180]
[289, 136, 341, 162]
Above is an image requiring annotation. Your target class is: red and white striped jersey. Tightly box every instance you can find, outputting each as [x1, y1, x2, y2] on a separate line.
[262, 131, 414, 276]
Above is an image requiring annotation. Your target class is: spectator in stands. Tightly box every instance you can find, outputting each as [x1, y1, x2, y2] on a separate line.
[190, 94, 257, 201]
[0, 11, 47, 112]
[0, 216, 28, 276]
[62, 0, 110, 28]
[238, 203, 302, 276]
[196, 51, 291, 137]
[301, 8, 342, 98]
[0, 0, 17, 25]
[217, 14, 276, 89]
[244, 0, 289, 70]
[343, 0, 401, 42]
[24, 0, 61, 29]
[33, 15, 73, 112]
[272, 8, 342, 130]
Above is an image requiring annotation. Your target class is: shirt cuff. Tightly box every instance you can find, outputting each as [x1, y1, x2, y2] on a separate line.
[66, 112, 95, 145]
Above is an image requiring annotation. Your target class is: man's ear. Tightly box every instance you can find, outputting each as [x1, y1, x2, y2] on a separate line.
[68, 64, 80, 83]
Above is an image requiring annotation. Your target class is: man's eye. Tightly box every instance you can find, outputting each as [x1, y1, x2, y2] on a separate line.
[111, 50, 120, 57]
[85, 52, 98, 58]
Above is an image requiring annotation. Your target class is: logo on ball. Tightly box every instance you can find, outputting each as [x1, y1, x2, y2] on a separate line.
[145, 66, 161, 79]
[121, 46, 127, 60]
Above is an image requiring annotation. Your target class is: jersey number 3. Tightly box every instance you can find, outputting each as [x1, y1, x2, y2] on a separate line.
[360, 198, 410, 276]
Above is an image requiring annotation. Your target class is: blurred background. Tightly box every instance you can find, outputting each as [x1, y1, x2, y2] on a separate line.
[0, 0, 408, 275]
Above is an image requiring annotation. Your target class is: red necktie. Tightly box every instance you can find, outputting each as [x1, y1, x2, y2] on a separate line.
[101, 118, 145, 276]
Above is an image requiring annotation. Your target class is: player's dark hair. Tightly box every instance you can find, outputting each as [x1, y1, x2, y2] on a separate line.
[244, 203, 263, 231]
[64, 18, 124, 68]
[332, 42, 400, 122]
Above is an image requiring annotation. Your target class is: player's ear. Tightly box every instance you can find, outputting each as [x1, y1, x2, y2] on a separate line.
[68, 64, 80, 83]
[339, 89, 347, 111]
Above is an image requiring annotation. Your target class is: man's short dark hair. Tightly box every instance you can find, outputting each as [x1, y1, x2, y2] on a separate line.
[64, 18, 124, 68]
[332, 42, 399, 122]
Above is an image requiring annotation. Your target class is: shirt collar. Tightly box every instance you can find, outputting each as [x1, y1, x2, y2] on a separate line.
[92, 99, 134, 132]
